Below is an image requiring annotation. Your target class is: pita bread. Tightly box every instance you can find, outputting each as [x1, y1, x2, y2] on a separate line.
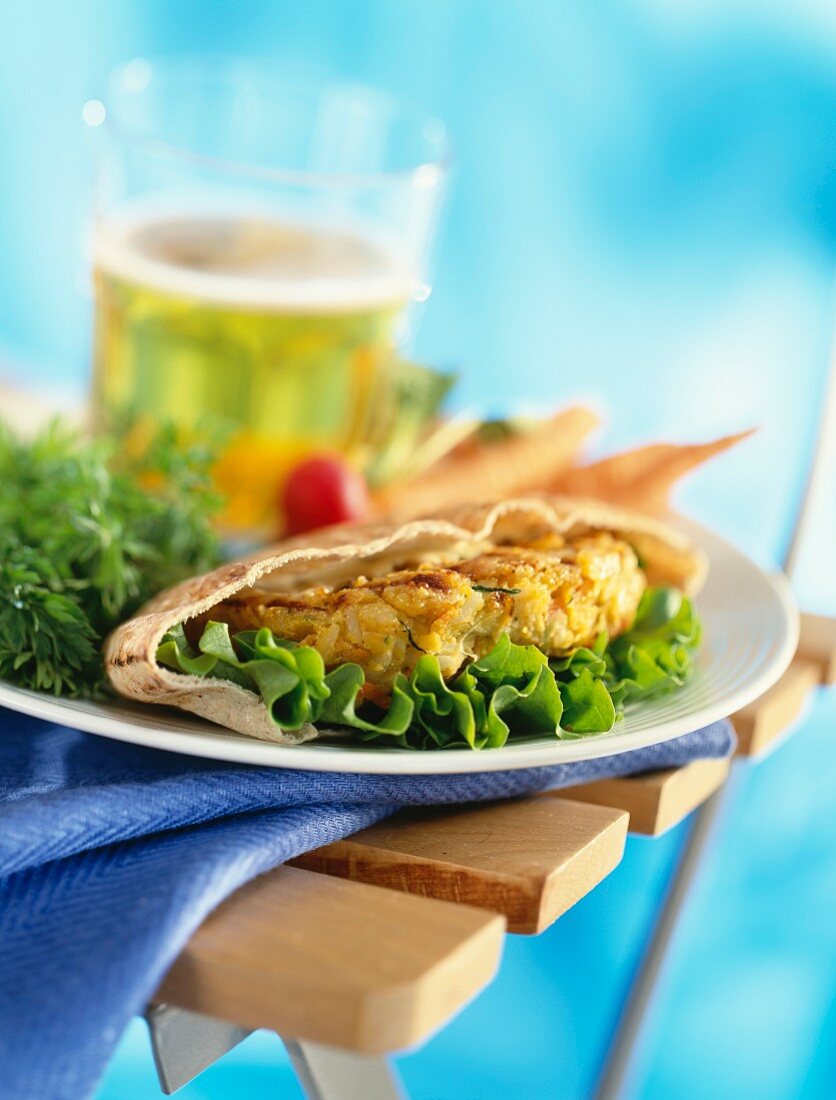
[105, 495, 707, 744]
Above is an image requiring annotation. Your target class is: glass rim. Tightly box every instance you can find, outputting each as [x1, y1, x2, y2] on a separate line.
[93, 55, 453, 190]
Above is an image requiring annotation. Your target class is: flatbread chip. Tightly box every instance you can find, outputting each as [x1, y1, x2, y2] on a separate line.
[550, 430, 754, 510]
[372, 407, 599, 518]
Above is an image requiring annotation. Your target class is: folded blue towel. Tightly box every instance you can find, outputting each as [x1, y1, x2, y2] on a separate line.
[0, 710, 734, 1099]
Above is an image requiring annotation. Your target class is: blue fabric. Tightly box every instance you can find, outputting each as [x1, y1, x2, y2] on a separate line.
[0, 710, 734, 1100]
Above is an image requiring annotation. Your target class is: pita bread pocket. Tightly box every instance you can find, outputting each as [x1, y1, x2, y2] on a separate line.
[105, 495, 705, 744]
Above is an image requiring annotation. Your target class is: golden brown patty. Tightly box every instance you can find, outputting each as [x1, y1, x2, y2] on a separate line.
[198, 531, 645, 704]
[455, 532, 645, 651]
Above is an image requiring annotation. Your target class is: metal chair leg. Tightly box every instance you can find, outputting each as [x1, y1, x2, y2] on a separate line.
[595, 295, 836, 1100]
[593, 774, 735, 1100]
[144, 1003, 404, 1098]
[145, 1003, 252, 1094]
[284, 1038, 405, 1100]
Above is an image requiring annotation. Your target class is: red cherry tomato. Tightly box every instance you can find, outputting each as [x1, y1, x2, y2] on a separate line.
[281, 454, 370, 537]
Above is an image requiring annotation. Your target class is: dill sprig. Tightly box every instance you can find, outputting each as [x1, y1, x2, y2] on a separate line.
[0, 421, 222, 696]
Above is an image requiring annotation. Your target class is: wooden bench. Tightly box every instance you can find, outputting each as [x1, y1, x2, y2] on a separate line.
[147, 610, 834, 1097]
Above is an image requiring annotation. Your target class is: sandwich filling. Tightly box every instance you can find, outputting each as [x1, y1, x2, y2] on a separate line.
[190, 530, 646, 706]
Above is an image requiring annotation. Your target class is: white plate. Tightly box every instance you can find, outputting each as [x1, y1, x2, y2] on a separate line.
[0, 520, 798, 774]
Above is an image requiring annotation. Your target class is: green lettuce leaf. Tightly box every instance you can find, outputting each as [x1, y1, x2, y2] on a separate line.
[320, 664, 415, 740]
[156, 584, 700, 751]
[407, 656, 484, 748]
[158, 622, 330, 728]
[550, 633, 608, 680]
[463, 634, 565, 746]
[559, 667, 617, 736]
[605, 587, 701, 705]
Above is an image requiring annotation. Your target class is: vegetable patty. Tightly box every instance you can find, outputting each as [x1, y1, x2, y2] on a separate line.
[195, 531, 645, 705]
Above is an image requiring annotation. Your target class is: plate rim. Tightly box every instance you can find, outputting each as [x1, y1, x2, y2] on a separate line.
[0, 518, 799, 774]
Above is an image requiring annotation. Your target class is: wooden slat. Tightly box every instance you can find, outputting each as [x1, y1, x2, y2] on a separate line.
[732, 659, 820, 757]
[798, 612, 836, 685]
[155, 865, 504, 1054]
[292, 797, 628, 935]
[554, 756, 731, 836]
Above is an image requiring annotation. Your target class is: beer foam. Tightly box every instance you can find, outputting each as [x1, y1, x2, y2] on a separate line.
[94, 210, 413, 312]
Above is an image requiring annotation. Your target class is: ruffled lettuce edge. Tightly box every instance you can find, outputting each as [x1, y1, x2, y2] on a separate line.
[156, 586, 699, 751]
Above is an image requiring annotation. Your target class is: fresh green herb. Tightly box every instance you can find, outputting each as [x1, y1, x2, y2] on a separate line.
[0, 421, 222, 696]
[472, 584, 522, 595]
[158, 586, 701, 751]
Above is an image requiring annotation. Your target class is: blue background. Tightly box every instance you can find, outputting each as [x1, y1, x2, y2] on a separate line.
[1, 2, 834, 1097]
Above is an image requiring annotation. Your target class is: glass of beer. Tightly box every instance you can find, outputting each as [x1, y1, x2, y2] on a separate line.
[88, 58, 449, 534]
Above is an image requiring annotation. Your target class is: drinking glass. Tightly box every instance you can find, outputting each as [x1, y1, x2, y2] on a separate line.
[87, 58, 450, 533]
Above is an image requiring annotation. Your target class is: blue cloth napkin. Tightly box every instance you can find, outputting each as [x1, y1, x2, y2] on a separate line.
[0, 710, 734, 1100]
